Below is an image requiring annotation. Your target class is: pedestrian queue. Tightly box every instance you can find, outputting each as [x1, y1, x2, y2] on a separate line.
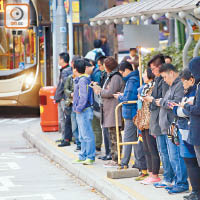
[54, 43, 200, 200]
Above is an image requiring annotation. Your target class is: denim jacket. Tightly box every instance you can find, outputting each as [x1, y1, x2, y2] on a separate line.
[73, 74, 93, 113]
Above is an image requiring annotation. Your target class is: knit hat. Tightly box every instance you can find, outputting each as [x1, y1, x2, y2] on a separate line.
[188, 56, 200, 83]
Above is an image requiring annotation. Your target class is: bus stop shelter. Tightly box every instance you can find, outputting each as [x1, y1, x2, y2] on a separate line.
[90, 0, 200, 68]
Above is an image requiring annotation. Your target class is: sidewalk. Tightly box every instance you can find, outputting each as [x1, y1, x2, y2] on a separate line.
[23, 119, 187, 200]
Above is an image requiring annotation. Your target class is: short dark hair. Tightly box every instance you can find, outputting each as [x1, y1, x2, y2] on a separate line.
[165, 55, 172, 62]
[74, 59, 86, 74]
[159, 63, 178, 73]
[148, 54, 165, 68]
[97, 56, 107, 65]
[104, 57, 118, 72]
[59, 52, 70, 63]
[180, 69, 194, 80]
[119, 61, 133, 72]
[130, 48, 137, 52]
[147, 67, 155, 80]
[94, 40, 102, 48]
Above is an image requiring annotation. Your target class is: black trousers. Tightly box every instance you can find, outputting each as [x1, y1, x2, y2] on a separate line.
[184, 157, 200, 195]
[141, 129, 160, 174]
[103, 127, 111, 156]
[64, 113, 72, 141]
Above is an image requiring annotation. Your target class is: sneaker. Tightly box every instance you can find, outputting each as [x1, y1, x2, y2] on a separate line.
[135, 173, 149, 181]
[58, 141, 70, 147]
[72, 159, 85, 164]
[103, 160, 118, 168]
[183, 191, 199, 200]
[168, 186, 189, 194]
[141, 177, 161, 185]
[154, 180, 172, 188]
[82, 159, 95, 165]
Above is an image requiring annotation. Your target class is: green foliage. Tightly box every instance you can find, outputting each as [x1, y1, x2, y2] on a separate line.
[142, 41, 198, 71]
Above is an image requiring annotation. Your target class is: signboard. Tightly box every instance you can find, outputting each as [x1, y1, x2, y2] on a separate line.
[5, 4, 30, 29]
[0, 0, 4, 13]
[123, 24, 159, 48]
[49, 0, 80, 23]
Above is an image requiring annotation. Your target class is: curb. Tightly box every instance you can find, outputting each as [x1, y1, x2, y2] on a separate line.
[23, 128, 137, 200]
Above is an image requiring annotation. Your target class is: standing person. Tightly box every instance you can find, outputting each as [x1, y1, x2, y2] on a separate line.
[97, 56, 112, 161]
[157, 64, 188, 194]
[169, 69, 200, 200]
[54, 52, 72, 147]
[85, 59, 102, 153]
[122, 48, 139, 69]
[64, 56, 81, 151]
[85, 40, 105, 62]
[100, 35, 110, 56]
[134, 68, 161, 183]
[113, 61, 140, 169]
[97, 56, 107, 88]
[72, 59, 95, 165]
[143, 54, 174, 188]
[183, 57, 200, 168]
[93, 57, 124, 167]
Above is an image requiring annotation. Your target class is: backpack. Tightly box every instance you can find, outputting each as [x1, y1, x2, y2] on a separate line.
[94, 50, 104, 62]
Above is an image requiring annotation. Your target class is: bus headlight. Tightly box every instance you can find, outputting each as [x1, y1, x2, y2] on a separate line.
[24, 72, 34, 89]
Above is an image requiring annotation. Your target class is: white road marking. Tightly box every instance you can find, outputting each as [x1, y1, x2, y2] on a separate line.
[0, 153, 26, 160]
[0, 194, 56, 200]
[0, 176, 21, 191]
[0, 119, 9, 123]
[18, 118, 37, 124]
[0, 118, 38, 125]
[0, 162, 20, 171]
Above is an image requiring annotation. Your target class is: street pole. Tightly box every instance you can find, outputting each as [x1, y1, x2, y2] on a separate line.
[52, 0, 57, 86]
[68, 0, 74, 61]
[55, 0, 68, 82]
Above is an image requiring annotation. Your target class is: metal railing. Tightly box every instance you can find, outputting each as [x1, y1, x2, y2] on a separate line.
[115, 100, 138, 165]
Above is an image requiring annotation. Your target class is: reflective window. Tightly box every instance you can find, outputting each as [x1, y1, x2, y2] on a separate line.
[0, 27, 36, 70]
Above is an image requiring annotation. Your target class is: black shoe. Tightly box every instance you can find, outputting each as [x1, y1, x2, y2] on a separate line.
[58, 141, 70, 147]
[183, 192, 199, 200]
[98, 155, 112, 161]
[76, 146, 81, 151]
[96, 147, 101, 152]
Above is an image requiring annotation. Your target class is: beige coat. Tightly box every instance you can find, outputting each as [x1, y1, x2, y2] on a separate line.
[101, 74, 124, 128]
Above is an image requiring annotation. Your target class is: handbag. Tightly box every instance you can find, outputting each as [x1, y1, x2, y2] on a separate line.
[167, 118, 179, 146]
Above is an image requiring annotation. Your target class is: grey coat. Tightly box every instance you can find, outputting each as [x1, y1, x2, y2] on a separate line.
[101, 73, 124, 128]
[149, 76, 169, 136]
[159, 77, 184, 134]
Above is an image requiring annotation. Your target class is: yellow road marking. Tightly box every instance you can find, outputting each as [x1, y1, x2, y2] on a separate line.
[106, 177, 149, 200]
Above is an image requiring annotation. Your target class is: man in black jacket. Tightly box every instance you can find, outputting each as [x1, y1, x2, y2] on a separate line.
[54, 52, 72, 147]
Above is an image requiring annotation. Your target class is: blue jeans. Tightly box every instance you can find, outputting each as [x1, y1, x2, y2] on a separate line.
[71, 111, 81, 148]
[166, 137, 189, 189]
[156, 135, 174, 183]
[76, 107, 95, 161]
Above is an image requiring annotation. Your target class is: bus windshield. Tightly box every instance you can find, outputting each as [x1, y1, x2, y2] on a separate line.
[0, 27, 36, 71]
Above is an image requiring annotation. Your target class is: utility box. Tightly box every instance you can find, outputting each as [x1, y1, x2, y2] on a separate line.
[39, 87, 58, 132]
